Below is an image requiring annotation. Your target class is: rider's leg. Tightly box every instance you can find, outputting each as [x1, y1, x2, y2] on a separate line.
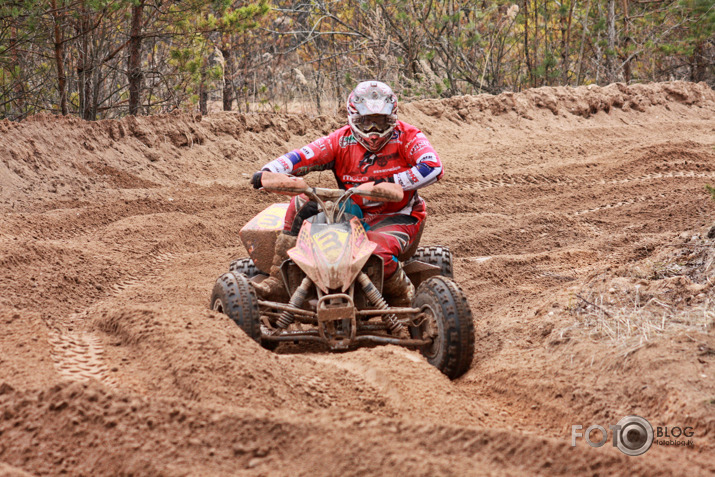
[366, 222, 417, 305]
[252, 232, 295, 301]
[365, 214, 424, 339]
[253, 194, 315, 300]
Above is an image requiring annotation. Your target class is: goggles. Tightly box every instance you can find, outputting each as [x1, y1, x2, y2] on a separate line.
[353, 114, 394, 134]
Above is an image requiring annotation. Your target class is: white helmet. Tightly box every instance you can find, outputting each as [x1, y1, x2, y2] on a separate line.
[346, 81, 398, 152]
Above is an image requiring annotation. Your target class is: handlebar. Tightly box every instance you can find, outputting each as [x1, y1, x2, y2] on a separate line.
[260, 171, 404, 203]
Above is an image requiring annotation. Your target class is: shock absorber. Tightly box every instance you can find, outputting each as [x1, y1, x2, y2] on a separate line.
[357, 272, 406, 336]
[276, 276, 312, 329]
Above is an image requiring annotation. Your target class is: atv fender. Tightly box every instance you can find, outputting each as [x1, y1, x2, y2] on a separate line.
[239, 203, 288, 273]
[403, 260, 441, 289]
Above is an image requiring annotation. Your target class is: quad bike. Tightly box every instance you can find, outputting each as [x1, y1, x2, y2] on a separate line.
[210, 172, 475, 379]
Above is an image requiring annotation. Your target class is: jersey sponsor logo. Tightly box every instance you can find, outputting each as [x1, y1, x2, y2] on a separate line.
[416, 152, 437, 164]
[277, 156, 291, 171]
[286, 151, 302, 165]
[342, 171, 400, 183]
[416, 162, 434, 178]
[387, 130, 402, 144]
[407, 170, 419, 184]
[315, 137, 328, 151]
[359, 152, 400, 173]
[405, 132, 427, 148]
[359, 152, 378, 173]
[409, 140, 429, 156]
[339, 136, 358, 147]
[380, 152, 398, 161]
[372, 166, 401, 174]
[342, 174, 370, 183]
[300, 146, 315, 159]
[395, 174, 409, 188]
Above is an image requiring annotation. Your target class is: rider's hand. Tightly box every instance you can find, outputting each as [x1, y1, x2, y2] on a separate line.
[250, 171, 263, 189]
[290, 201, 319, 235]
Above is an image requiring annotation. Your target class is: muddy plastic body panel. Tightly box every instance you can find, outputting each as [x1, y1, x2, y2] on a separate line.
[288, 217, 376, 294]
[239, 203, 289, 273]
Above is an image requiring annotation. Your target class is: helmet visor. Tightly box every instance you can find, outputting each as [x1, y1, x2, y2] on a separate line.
[353, 114, 394, 134]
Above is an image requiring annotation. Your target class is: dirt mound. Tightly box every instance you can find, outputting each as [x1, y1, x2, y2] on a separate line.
[0, 463, 34, 477]
[0, 110, 342, 208]
[1, 81, 714, 475]
[405, 80, 715, 120]
[0, 380, 683, 476]
[1, 81, 711, 209]
[91, 304, 401, 414]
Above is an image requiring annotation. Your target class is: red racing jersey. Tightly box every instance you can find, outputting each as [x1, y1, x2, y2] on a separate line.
[261, 120, 443, 216]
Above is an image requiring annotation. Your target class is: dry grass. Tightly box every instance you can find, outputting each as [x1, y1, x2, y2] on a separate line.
[560, 236, 715, 352]
[567, 290, 713, 349]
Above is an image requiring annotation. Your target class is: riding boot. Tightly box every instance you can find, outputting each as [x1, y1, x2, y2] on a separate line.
[252, 233, 296, 301]
[382, 264, 415, 307]
[381, 264, 415, 339]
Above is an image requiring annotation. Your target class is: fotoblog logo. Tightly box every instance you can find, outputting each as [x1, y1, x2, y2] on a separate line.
[571, 415, 654, 456]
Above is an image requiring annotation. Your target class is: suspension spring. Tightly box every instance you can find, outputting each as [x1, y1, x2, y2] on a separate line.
[276, 276, 312, 329]
[357, 272, 405, 334]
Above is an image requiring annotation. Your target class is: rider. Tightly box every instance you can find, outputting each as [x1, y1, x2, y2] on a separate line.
[250, 80, 443, 337]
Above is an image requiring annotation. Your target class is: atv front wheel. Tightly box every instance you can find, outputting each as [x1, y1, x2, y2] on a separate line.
[411, 276, 474, 379]
[413, 246, 453, 278]
[228, 258, 261, 278]
[210, 272, 275, 350]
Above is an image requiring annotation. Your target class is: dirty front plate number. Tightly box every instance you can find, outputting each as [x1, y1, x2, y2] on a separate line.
[256, 212, 283, 229]
[314, 229, 348, 261]
[248, 204, 287, 230]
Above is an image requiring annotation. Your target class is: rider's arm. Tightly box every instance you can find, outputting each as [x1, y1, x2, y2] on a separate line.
[391, 128, 443, 191]
[260, 134, 337, 176]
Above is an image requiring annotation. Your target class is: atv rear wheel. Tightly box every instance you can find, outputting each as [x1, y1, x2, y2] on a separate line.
[210, 272, 276, 350]
[228, 258, 261, 278]
[411, 276, 474, 379]
[413, 246, 453, 278]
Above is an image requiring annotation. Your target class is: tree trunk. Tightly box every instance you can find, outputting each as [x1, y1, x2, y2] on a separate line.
[76, 0, 92, 120]
[576, 0, 592, 85]
[561, 0, 576, 85]
[51, 0, 67, 115]
[691, 41, 705, 82]
[221, 45, 234, 111]
[533, 0, 539, 86]
[524, 0, 531, 87]
[128, 1, 144, 116]
[314, 68, 322, 114]
[621, 0, 631, 83]
[89, 58, 101, 120]
[199, 70, 208, 115]
[10, 26, 24, 115]
[605, 0, 617, 83]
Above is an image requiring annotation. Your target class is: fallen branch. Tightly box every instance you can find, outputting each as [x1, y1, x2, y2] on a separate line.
[576, 293, 613, 318]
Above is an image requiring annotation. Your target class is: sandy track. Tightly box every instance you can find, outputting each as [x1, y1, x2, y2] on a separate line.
[1, 82, 714, 476]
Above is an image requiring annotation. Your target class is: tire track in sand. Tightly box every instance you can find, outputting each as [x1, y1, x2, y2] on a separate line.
[466, 169, 715, 191]
[47, 327, 118, 387]
[571, 193, 668, 216]
[107, 250, 178, 296]
[46, 249, 179, 386]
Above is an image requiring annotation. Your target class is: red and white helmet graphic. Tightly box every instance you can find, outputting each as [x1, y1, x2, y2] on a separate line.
[347, 81, 398, 152]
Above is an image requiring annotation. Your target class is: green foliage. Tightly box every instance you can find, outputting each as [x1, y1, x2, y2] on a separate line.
[705, 184, 715, 201]
[0, 0, 713, 119]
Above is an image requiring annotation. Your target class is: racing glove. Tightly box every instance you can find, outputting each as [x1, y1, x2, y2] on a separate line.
[250, 171, 263, 189]
[289, 201, 320, 236]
